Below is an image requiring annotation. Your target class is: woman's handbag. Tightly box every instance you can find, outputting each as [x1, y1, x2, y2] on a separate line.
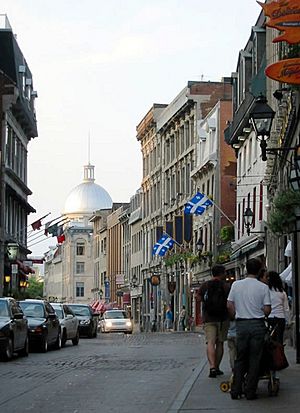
[269, 339, 289, 371]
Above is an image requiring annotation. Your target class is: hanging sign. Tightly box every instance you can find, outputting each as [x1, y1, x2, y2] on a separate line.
[265, 58, 300, 85]
[258, 0, 300, 44]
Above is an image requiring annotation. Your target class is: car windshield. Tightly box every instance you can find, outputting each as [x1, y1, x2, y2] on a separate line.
[53, 307, 63, 319]
[69, 305, 90, 316]
[19, 302, 44, 318]
[0, 301, 9, 317]
[105, 311, 127, 319]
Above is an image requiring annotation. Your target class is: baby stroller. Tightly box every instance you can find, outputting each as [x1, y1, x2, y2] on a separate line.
[220, 324, 288, 397]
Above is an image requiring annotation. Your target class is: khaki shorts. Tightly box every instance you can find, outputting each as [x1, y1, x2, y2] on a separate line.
[203, 320, 229, 343]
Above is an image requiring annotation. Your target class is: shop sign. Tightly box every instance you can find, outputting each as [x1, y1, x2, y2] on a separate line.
[265, 58, 300, 84]
[259, 0, 300, 44]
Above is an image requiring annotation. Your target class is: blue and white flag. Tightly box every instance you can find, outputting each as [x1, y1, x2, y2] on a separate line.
[184, 192, 213, 215]
[152, 233, 175, 257]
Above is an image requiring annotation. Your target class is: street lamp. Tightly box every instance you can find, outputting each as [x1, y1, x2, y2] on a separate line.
[243, 207, 254, 236]
[196, 238, 204, 257]
[249, 95, 275, 161]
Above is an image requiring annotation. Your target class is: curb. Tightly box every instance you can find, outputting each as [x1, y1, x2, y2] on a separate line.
[167, 357, 208, 412]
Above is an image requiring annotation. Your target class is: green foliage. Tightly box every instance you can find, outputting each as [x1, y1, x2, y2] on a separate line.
[215, 251, 231, 264]
[164, 251, 193, 267]
[26, 277, 44, 299]
[220, 225, 234, 242]
[268, 189, 300, 235]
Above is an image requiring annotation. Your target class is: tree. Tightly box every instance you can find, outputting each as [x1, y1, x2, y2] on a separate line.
[25, 277, 44, 299]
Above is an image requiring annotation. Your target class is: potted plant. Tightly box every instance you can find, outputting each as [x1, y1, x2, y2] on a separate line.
[268, 189, 300, 235]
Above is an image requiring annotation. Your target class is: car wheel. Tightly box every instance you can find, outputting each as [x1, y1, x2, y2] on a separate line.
[72, 330, 80, 346]
[19, 335, 29, 357]
[2, 337, 13, 361]
[41, 333, 48, 353]
[61, 330, 67, 348]
[54, 330, 62, 350]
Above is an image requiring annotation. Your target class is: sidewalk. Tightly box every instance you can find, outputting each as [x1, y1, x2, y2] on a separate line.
[169, 342, 300, 412]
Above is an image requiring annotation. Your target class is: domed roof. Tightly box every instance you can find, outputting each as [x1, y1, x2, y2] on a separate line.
[64, 164, 113, 215]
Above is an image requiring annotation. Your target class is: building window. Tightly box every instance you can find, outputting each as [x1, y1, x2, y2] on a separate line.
[76, 242, 85, 256]
[76, 282, 84, 297]
[76, 262, 85, 274]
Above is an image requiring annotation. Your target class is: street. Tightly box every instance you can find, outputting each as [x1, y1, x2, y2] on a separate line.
[0, 332, 205, 413]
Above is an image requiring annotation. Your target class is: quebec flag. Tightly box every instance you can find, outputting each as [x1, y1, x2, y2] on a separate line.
[184, 192, 213, 215]
[152, 233, 175, 257]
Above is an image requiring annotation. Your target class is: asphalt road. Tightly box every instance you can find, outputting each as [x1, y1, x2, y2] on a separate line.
[0, 332, 206, 413]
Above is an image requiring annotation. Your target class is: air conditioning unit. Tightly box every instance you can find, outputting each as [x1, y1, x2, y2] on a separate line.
[25, 78, 32, 86]
[18, 65, 26, 73]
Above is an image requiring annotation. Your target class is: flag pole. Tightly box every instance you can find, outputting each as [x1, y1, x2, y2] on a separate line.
[210, 201, 235, 227]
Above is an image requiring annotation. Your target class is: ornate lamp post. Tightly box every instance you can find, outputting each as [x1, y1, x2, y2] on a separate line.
[243, 207, 254, 236]
[249, 95, 275, 161]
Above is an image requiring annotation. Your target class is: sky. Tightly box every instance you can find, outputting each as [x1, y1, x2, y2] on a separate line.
[1, 0, 262, 255]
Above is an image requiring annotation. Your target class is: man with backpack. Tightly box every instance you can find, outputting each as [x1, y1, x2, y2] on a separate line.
[199, 264, 230, 378]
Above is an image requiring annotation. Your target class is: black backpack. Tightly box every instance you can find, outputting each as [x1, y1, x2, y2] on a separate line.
[203, 280, 227, 318]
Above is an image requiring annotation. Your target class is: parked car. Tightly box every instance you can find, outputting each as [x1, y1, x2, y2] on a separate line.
[0, 297, 28, 361]
[99, 310, 133, 334]
[67, 304, 98, 338]
[19, 299, 61, 352]
[50, 303, 79, 347]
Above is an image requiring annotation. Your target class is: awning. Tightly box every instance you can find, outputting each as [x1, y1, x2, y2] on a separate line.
[16, 260, 35, 274]
[230, 240, 260, 260]
[280, 263, 292, 287]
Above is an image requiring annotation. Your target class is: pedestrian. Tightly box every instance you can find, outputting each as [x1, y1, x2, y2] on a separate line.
[257, 267, 268, 284]
[199, 264, 230, 378]
[165, 305, 173, 331]
[267, 270, 290, 344]
[227, 320, 237, 372]
[179, 306, 186, 331]
[227, 258, 271, 400]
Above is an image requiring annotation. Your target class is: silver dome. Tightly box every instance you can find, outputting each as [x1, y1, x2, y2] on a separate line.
[64, 164, 113, 215]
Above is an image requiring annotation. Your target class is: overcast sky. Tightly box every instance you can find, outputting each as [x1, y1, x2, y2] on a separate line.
[1, 0, 262, 255]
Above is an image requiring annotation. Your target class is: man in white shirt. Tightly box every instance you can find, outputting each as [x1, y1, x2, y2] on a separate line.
[227, 258, 271, 400]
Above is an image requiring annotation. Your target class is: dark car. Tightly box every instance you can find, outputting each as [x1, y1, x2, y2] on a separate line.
[50, 303, 80, 347]
[0, 297, 28, 361]
[67, 304, 98, 338]
[19, 299, 61, 352]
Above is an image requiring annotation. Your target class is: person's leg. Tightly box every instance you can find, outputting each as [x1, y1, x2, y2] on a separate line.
[245, 320, 266, 398]
[215, 341, 224, 369]
[231, 322, 250, 397]
[227, 337, 236, 371]
[216, 320, 229, 371]
[204, 323, 218, 376]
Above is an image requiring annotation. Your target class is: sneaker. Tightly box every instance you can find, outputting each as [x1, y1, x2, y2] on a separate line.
[209, 368, 217, 378]
[216, 368, 224, 375]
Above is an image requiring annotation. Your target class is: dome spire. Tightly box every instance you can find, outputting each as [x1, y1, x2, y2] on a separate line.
[83, 131, 95, 182]
[83, 163, 95, 182]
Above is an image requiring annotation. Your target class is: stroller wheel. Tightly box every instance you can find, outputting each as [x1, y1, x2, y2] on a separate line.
[220, 381, 230, 392]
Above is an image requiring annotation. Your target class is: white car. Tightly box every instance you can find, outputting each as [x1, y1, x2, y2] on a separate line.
[51, 303, 79, 346]
[99, 310, 133, 334]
